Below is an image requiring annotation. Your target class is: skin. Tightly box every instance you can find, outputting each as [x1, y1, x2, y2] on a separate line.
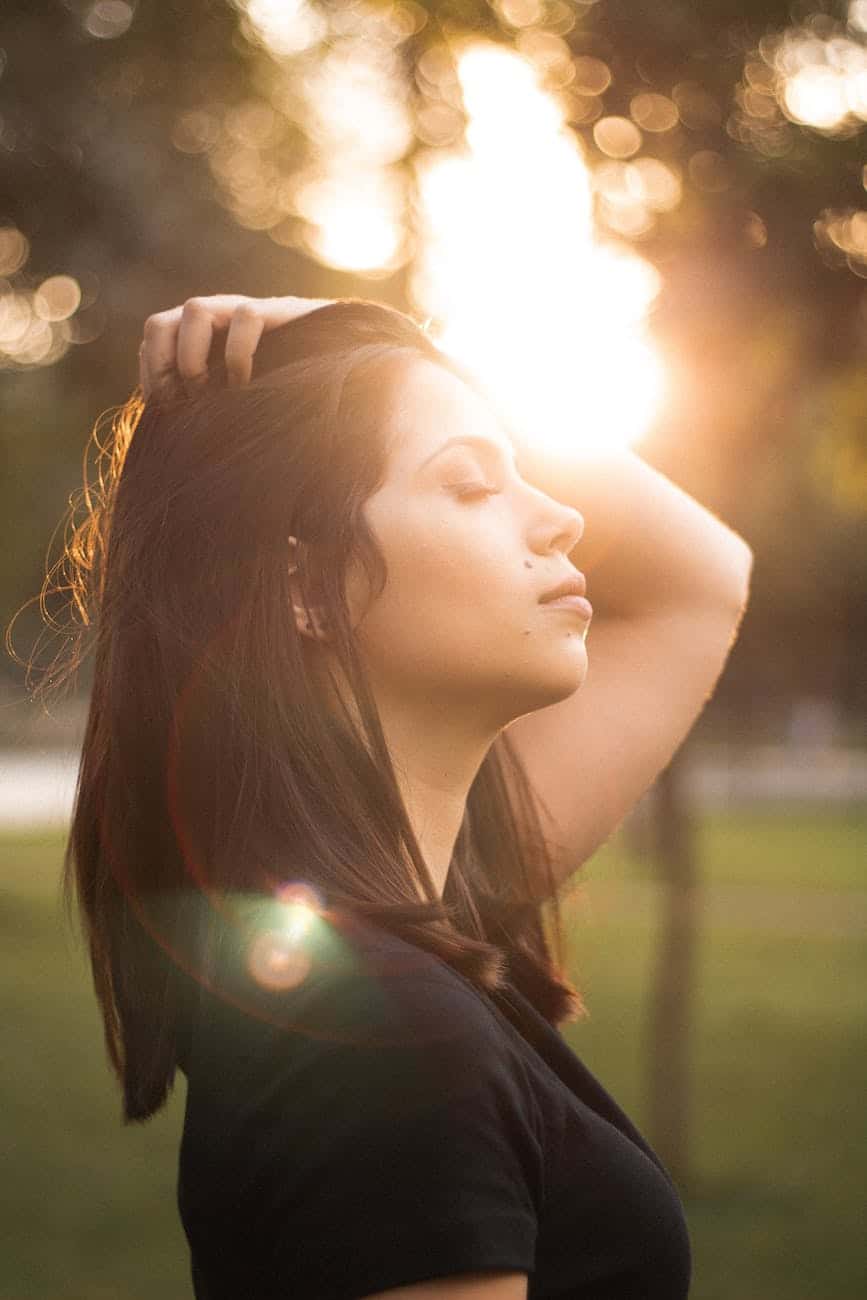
[140, 296, 586, 905]
[292, 357, 586, 900]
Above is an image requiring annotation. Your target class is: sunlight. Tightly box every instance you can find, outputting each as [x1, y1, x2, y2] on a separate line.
[772, 23, 867, 134]
[783, 65, 851, 131]
[410, 41, 666, 456]
[287, 31, 412, 274]
[236, 0, 326, 58]
[294, 167, 406, 274]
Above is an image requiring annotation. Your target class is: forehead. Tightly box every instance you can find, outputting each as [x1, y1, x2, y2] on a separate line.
[382, 357, 510, 472]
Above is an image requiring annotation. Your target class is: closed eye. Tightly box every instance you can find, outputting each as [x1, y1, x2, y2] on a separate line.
[448, 481, 499, 501]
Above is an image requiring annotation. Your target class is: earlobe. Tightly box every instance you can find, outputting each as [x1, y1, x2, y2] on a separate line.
[288, 534, 332, 641]
[292, 603, 329, 641]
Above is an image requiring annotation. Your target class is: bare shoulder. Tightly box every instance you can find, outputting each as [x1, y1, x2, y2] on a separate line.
[359, 1269, 528, 1299]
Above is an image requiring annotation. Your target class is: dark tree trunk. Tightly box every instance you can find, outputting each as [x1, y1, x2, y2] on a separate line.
[645, 741, 700, 1191]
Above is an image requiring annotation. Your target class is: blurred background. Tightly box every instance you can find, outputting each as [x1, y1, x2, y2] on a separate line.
[1, 2, 864, 1298]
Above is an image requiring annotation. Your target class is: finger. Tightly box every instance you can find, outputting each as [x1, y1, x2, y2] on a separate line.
[223, 297, 336, 387]
[257, 296, 337, 328]
[224, 304, 267, 388]
[140, 295, 336, 398]
[141, 295, 251, 395]
[177, 294, 265, 388]
[138, 340, 151, 398]
[175, 298, 221, 386]
[141, 307, 183, 398]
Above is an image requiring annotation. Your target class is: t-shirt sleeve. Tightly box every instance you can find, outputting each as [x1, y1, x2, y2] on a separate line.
[228, 971, 543, 1300]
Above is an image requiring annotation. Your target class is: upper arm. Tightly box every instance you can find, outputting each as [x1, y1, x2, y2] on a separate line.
[360, 1270, 528, 1299]
[505, 593, 749, 891]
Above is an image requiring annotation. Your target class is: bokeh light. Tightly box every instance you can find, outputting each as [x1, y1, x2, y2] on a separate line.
[236, 0, 326, 58]
[294, 167, 407, 273]
[814, 207, 867, 276]
[784, 65, 851, 132]
[570, 55, 611, 96]
[0, 262, 80, 371]
[496, 0, 545, 27]
[593, 115, 643, 159]
[0, 226, 29, 277]
[83, 0, 136, 41]
[411, 41, 666, 456]
[630, 92, 679, 133]
[514, 29, 575, 89]
[592, 156, 682, 240]
[206, 7, 414, 274]
[34, 276, 82, 322]
[733, 19, 867, 143]
[292, 37, 413, 273]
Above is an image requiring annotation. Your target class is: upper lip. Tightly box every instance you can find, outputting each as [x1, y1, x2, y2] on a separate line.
[539, 572, 587, 602]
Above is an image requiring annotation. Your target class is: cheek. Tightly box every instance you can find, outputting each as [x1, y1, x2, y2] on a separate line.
[352, 504, 497, 634]
[380, 507, 509, 616]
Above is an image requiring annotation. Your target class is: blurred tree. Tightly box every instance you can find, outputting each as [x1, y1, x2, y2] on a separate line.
[2, 0, 864, 720]
[645, 740, 700, 1189]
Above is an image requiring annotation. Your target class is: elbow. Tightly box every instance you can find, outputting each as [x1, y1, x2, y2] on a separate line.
[706, 535, 753, 615]
[725, 538, 754, 613]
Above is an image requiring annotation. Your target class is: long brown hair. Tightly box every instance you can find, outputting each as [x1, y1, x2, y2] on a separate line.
[10, 298, 585, 1123]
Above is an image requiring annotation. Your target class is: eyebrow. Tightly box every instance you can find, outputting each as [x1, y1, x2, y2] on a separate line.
[419, 435, 518, 472]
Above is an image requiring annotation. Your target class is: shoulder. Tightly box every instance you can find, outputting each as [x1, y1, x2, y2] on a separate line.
[179, 919, 544, 1300]
[183, 904, 515, 1078]
[183, 911, 543, 1160]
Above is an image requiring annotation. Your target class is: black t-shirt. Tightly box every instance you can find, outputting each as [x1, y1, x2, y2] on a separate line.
[174, 905, 691, 1299]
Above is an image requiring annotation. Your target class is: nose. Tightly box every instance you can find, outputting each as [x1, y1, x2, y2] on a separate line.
[531, 489, 584, 556]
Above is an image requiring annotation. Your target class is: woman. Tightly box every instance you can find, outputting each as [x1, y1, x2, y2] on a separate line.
[42, 293, 752, 1299]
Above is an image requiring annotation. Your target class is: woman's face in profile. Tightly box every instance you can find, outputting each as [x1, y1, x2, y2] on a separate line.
[340, 357, 588, 734]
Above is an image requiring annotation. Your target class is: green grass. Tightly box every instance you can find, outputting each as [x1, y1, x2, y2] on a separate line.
[2, 812, 866, 1299]
[1, 869, 189, 1299]
[561, 810, 867, 1300]
[697, 804, 864, 891]
[606, 803, 865, 891]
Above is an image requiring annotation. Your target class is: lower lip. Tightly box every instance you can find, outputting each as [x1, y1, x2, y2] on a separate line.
[540, 595, 593, 620]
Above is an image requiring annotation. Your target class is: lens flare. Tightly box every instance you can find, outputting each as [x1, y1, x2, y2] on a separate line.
[247, 929, 312, 992]
[275, 880, 323, 941]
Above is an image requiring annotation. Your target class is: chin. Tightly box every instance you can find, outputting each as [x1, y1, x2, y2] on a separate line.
[515, 665, 587, 716]
[549, 646, 589, 692]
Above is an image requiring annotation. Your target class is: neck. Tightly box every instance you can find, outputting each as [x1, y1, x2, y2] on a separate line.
[309, 651, 501, 901]
[382, 701, 494, 900]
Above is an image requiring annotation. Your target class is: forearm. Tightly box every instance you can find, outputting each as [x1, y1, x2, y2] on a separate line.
[517, 441, 753, 620]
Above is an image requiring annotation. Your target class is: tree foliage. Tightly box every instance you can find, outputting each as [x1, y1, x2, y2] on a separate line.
[1, 0, 864, 728]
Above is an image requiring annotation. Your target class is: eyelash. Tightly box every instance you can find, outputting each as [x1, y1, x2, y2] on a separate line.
[449, 481, 499, 501]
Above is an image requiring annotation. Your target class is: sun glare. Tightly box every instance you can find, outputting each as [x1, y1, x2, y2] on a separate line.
[237, 0, 326, 57]
[411, 41, 666, 456]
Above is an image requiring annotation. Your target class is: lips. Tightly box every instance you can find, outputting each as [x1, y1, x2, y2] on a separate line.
[539, 573, 587, 603]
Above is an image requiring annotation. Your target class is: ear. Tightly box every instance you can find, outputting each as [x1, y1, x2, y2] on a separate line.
[287, 535, 330, 642]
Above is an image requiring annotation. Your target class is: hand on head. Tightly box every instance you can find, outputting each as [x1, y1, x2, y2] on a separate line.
[138, 294, 337, 399]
